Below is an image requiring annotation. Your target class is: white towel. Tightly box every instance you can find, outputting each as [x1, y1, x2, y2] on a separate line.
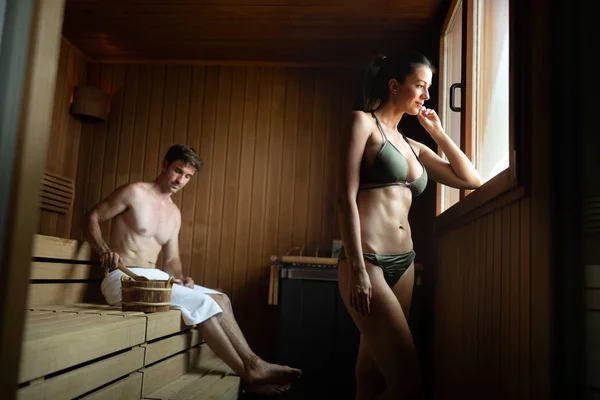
[101, 268, 223, 326]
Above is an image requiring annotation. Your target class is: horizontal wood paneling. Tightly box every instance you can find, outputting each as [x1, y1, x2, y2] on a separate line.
[71, 63, 358, 354]
[38, 38, 87, 238]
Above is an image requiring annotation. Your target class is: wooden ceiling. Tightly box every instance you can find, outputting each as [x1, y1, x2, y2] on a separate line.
[62, 0, 452, 65]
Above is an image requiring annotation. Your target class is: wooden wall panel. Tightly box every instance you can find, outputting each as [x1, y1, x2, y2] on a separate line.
[61, 0, 447, 64]
[38, 39, 87, 238]
[71, 63, 358, 354]
[434, 199, 531, 399]
[586, 265, 600, 393]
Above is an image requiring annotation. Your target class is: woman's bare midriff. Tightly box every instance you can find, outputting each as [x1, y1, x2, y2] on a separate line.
[356, 184, 414, 254]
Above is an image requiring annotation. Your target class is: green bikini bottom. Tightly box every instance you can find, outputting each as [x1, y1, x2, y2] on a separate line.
[338, 247, 416, 288]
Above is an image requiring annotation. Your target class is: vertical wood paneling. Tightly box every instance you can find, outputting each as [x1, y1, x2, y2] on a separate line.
[484, 212, 495, 391]
[71, 65, 99, 241]
[219, 68, 246, 295]
[434, 198, 532, 399]
[186, 66, 206, 280]
[509, 202, 521, 398]
[205, 67, 231, 289]
[492, 210, 502, 396]
[476, 215, 487, 392]
[171, 65, 193, 209]
[262, 68, 285, 265]
[320, 70, 341, 250]
[142, 65, 166, 183]
[244, 67, 273, 343]
[587, 265, 600, 391]
[306, 72, 328, 254]
[115, 65, 139, 189]
[500, 206, 511, 398]
[471, 217, 481, 398]
[158, 66, 179, 180]
[99, 65, 126, 245]
[71, 62, 359, 353]
[519, 197, 531, 399]
[292, 70, 314, 251]
[276, 69, 300, 256]
[79, 66, 113, 240]
[128, 65, 152, 185]
[195, 66, 219, 285]
[179, 66, 205, 278]
[39, 39, 87, 238]
[231, 66, 258, 309]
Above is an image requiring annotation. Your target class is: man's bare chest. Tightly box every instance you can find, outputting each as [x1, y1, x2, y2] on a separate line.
[122, 201, 178, 245]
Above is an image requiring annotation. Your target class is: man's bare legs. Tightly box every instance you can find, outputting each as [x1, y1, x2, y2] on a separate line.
[208, 294, 301, 385]
[197, 294, 301, 394]
[195, 316, 292, 395]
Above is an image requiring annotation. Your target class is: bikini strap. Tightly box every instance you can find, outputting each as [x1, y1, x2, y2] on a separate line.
[371, 112, 388, 142]
[403, 135, 426, 169]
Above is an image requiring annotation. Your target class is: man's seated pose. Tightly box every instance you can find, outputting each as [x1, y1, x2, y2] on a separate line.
[82, 144, 301, 395]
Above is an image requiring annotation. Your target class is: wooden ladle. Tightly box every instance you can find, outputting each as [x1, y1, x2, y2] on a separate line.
[117, 262, 149, 281]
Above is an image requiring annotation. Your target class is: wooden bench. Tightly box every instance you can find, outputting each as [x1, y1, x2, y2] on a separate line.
[19, 234, 240, 399]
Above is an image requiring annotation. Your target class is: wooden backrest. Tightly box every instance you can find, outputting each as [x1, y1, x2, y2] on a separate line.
[28, 234, 104, 307]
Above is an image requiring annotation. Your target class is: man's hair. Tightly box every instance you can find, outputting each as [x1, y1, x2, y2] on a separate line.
[163, 144, 203, 171]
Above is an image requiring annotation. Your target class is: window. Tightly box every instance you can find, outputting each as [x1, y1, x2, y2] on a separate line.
[437, 0, 463, 212]
[437, 0, 515, 217]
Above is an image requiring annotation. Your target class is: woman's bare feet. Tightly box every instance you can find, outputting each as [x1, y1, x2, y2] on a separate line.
[244, 358, 301, 385]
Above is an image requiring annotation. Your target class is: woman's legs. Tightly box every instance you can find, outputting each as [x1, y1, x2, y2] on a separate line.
[355, 338, 386, 400]
[339, 259, 423, 400]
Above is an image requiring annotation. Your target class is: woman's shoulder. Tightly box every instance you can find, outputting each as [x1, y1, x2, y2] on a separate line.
[350, 109, 373, 122]
[348, 110, 375, 134]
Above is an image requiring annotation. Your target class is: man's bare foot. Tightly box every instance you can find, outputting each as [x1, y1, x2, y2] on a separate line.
[245, 358, 301, 385]
[244, 382, 292, 396]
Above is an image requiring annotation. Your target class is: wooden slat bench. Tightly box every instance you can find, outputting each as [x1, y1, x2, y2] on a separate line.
[19, 234, 241, 399]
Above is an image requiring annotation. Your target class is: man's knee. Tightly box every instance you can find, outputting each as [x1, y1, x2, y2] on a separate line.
[212, 293, 231, 311]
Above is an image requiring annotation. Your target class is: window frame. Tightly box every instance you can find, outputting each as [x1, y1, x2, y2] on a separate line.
[435, 0, 524, 229]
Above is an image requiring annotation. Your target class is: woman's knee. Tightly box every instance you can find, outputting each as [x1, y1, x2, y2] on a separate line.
[355, 356, 384, 387]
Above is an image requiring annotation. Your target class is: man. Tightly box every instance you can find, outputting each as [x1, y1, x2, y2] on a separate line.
[83, 144, 300, 395]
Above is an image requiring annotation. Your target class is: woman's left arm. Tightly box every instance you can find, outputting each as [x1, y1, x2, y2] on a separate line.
[412, 106, 482, 189]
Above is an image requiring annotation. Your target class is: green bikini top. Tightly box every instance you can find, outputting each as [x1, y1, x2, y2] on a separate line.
[359, 113, 428, 196]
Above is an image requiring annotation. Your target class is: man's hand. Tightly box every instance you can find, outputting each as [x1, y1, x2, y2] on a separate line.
[179, 277, 194, 289]
[101, 251, 121, 271]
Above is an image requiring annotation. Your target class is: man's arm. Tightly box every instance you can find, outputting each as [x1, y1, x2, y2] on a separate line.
[82, 184, 135, 270]
[162, 210, 194, 288]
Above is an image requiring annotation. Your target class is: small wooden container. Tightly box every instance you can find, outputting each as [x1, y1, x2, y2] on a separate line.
[120, 275, 174, 313]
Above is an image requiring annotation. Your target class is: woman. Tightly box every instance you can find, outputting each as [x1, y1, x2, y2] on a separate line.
[337, 52, 482, 399]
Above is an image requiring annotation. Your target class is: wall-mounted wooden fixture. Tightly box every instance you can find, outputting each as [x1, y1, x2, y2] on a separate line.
[70, 86, 109, 122]
[40, 172, 74, 215]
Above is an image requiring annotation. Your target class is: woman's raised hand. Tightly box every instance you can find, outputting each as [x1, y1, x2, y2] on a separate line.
[417, 106, 443, 134]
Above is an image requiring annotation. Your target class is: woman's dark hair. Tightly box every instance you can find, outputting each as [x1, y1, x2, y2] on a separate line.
[355, 51, 436, 112]
[163, 144, 203, 171]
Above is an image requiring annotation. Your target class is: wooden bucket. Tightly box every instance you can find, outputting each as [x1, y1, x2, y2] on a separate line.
[120, 275, 175, 313]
